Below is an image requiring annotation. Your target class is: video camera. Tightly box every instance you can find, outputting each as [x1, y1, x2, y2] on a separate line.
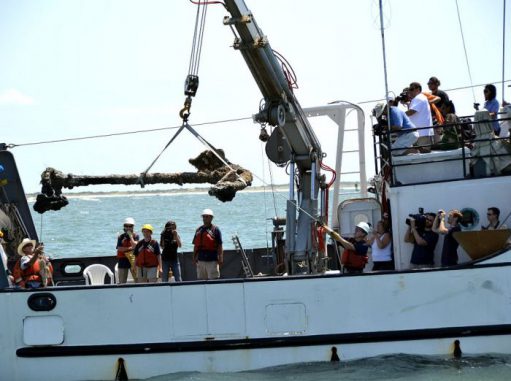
[405, 207, 426, 230]
[395, 91, 410, 104]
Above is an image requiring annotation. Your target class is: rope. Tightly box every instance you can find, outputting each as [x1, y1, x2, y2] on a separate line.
[39, 214, 44, 243]
[259, 141, 271, 251]
[7, 116, 252, 148]
[455, 0, 477, 103]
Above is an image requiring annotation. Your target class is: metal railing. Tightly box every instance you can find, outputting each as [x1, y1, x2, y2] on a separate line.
[373, 112, 511, 187]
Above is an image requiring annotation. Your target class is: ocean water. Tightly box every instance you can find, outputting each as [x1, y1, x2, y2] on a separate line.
[29, 189, 291, 259]
[145, 354, 511, 381]
[27, 190, 511, 380]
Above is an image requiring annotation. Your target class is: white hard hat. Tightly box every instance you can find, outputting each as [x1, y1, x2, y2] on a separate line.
[123, 217, 135, 225]
[356, 221, 371, 235]
[201, 208, 214, 217]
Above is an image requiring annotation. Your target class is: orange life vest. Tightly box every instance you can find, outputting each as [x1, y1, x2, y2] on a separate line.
[423, 92, 445, 125]
[117, 233, 136, 259]
[134, 240, 159, 268]
[341, 249, 368, 270]
[13, 256, 53, 287]
[194, 225, 218, 252]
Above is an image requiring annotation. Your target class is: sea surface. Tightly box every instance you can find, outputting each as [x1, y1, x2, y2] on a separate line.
[28, 190, 511, 380]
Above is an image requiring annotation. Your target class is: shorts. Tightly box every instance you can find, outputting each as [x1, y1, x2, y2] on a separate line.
[196, 260, 220, 280]
[136, 266, 158, 283]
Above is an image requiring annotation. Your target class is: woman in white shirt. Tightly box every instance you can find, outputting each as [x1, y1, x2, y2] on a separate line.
[368, 220, 394, 271]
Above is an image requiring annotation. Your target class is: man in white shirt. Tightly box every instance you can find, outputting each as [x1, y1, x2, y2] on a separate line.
[406, 82, 433, 152]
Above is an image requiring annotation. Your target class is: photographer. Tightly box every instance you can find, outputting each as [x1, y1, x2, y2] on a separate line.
[433, 209, 462, 267]
[160, 220, 182, 282]
[373, 99, 419, 156]
[404, 212, 438, 269]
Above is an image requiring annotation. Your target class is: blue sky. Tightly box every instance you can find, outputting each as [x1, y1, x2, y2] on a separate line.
[0, 0, 509, 193]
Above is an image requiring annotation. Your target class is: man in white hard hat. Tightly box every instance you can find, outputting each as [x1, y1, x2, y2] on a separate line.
[116, 217, 139, 283]
[192, 208, 223, 280]
[328, 221, 371, 274]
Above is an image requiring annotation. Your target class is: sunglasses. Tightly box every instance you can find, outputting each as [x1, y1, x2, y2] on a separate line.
[124, 224, 134, 228]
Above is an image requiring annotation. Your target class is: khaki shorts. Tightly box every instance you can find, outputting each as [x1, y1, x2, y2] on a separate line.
[196, 261, 220, 280]
[136, 266, 158, 283]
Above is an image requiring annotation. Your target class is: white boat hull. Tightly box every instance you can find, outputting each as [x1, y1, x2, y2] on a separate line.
[2, 250, 511, 380]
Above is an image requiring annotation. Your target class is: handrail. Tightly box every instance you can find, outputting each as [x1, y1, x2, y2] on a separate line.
[374, 112, 511, 187]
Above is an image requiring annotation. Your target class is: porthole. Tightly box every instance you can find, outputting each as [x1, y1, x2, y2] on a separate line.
[459, 208, 479, 230]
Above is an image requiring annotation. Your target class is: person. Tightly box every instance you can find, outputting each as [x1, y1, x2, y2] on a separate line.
[427, 76, 451, 117]
[433, 209, 463, 267]
[404, 213, 439, 269]
[13, 238, 53, 288]
[372, 100, 419, 155]
[160, 220, 182, 282]
[482, 207, 508, 230]
[116, 217, 139, 283]
[133, 224, 161, 283]
[482, 84, 501, 136]
[406, 82, 434, 151]
[332, 221, 371, 274]
[0, 231, 13, 286]
[192, 208, 223, 280]
[367, 220, 394, 271]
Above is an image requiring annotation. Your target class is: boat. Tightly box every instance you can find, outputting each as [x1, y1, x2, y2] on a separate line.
[1, 0, 511, 380]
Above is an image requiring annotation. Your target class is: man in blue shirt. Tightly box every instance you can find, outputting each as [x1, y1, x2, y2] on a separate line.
[373, 100, 419, 155]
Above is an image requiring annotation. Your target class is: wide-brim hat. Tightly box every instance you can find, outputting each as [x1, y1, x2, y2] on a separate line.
[17, 238, 36, 256]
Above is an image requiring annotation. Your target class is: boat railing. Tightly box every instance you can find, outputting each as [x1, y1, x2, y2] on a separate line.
[373, 112, 511, 187]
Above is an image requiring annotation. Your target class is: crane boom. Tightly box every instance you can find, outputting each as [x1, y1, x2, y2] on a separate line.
[223, 0, 326, 273]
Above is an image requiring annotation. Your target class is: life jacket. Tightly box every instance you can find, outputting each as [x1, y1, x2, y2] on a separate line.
[423, 92, 445, 125]
[117, 233, 137, 259]
[195, 225, 218, 252]
[134, 240, 159, 268]
[13, 256, 54, 287]
[12, 259, 26, 288]
[341, 249, 368, 270]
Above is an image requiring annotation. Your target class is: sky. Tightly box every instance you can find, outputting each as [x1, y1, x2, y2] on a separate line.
[0, 0, 509, 194]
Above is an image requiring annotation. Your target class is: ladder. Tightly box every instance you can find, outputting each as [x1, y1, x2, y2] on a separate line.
[231, 235, 254, 278]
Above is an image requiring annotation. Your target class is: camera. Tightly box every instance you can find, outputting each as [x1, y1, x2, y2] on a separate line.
[372, 123, 386, 136]
[405, 207, 426, 230]
[395, 91, 410, 104]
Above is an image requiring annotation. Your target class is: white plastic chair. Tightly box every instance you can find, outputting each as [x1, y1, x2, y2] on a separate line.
[83, 264, 115, 285]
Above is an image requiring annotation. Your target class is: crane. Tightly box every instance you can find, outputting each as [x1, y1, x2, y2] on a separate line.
[222, 0, 326, 274]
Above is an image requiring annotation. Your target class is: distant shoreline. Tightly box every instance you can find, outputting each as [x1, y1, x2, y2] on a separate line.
[26, 182, 361, 199]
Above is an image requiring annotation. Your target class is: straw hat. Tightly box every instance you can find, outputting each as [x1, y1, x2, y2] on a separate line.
[17, 238, 36, 256]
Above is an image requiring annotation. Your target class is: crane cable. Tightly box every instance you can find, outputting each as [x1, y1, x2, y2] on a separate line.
[140, 0, 218, 184]
[180, 0, 210, 121]
[455, 0, 477, 105]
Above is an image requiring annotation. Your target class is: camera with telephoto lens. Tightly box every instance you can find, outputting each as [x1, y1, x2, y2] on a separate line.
[405, 207, 426, 230]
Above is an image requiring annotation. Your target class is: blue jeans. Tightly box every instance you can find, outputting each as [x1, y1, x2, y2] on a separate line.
[161, 260, 181, 282]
